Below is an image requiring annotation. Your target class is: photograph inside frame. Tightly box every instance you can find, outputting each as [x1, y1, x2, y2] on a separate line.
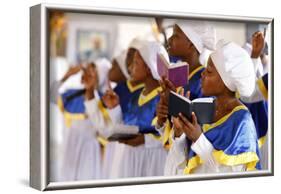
[48, 10, 271, 183]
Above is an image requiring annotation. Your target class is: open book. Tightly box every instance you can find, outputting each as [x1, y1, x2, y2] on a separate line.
[102, 124, 139, 141]
[168, 91, 215, 124]
[157, 53, 189, 87]
[107, 134, 139, 141]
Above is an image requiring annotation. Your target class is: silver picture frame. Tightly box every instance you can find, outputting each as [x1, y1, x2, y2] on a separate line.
[30, 3, 274, 191]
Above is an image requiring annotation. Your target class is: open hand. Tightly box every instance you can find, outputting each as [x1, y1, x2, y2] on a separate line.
[102, 89, 120, 109]
[251, 31, 265, 58]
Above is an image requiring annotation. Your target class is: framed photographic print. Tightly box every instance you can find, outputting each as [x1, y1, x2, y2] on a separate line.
[30, 3, 274, 191]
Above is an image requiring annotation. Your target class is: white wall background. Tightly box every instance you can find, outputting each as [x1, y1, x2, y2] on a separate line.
[0, 0, 279, 193]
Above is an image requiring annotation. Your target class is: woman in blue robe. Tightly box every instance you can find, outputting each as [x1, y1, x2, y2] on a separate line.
[165, 41, 261, 175]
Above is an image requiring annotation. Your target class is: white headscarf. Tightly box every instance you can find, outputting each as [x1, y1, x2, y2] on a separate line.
[210, 40, 256, 97]
[94, 58, 112, 93]
[114, 50, 130, 79]
[177, 21, 216, 66]
[131, 40, 169, 80]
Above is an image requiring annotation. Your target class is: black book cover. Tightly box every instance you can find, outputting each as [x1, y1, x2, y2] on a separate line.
[168, 91, 215, 124]
[107, 134, 139, 141]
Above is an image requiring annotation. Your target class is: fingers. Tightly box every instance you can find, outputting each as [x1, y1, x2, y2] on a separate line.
[186, 91, 190, 99]
[157, 104, 168, 115]
[178, 113, 193, 128]
[191, 112, 198, 125]
[163, 77, 176, 92]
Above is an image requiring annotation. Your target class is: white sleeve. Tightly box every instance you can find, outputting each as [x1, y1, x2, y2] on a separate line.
[50, 80, 62, 104]
[240, 83, 264, 103]
[164, 133, 188, 176]
[251, 58, 264, 78]
[191, 133, 245, 173]
[84, 98, 109, 135]
[155, 121, 166, 136]
[84, 99, 138, 137]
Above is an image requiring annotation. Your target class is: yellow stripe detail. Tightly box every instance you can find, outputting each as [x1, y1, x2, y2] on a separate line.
[184, 150, 259, 174]
[57, 96, 64, 112]
[97, 135, 109, 146]
[97, 100, 112, 124]
[126, 80, 145, 93]
[257, 78, 268, 100]
[57, 96, 87, 128]
[258, 135, 267, 148]
[138, 86, 162, 106]
[189, 65, 204, 80]
[202, 105, 248, 133]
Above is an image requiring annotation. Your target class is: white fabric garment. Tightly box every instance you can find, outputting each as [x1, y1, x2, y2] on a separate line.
[84, 98, 139, 179]
[164, 133, 245, 175]
[93, 58, 112, 94]
[210, 40, 256, 97]
[115, 49, 130, 79]
[177, 21, 216, 65]
[240, 79, 265, 103]
[130, 40, 169, 80]
[60, 119, 102, 181]
[243, 42, 264, 78]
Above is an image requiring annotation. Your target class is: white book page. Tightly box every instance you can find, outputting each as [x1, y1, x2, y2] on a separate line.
[192, 97, 214, 103]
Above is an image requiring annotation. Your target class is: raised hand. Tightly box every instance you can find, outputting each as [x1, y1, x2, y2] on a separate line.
[102, 89, 120, 109]
[251, 31, 265, 58]
[156, 91, 169, 127]
[61, 64, 82, 82]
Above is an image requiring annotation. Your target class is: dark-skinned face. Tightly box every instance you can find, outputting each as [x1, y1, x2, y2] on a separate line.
[167, 24, 198, 65]
[126, 48, 137, 76]
[82, 63, 98, 89]
[108, 59, 126, 82]
[130, 50, 151, 82]
[201, 58, 226, 97]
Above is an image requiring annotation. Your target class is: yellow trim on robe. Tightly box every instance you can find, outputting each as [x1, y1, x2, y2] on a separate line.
[97, 100, 112, 124]
[63, 112, 87, 128]
[57, 96, 87, 128]
[258, 135, 267, 148]
[151, 117, 173, 149]
[257, 78, 268, 100]
[138, 86, 162, 106]
[188, 65, 204, 80]
[183, 150, 259, 174]
[97, 135, 109, 146]
[126, 80, 145, 93]
[202, 105, 248, 133]
[57, 96, 65, 112]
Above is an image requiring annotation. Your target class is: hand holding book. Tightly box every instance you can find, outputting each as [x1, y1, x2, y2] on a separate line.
[176, 112, 202, 142]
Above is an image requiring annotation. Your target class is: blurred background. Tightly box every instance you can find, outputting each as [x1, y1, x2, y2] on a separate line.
[49, 11, 269, 182]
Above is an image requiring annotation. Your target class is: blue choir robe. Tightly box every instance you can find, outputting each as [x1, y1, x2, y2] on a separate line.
[184, 105, 261, 174]
[243, 100, 268, 148]
[58, 89, 103, 180]
[123, 86, 162, 135]
[113, 80, 144, 114]
[257, 73, 268, 100]
[57, 89, 87, 128]
[188, 65, 205, 100]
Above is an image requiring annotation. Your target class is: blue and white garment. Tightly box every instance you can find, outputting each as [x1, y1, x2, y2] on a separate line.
[58, 89, 102, 181]
[184, 105, 261, 174]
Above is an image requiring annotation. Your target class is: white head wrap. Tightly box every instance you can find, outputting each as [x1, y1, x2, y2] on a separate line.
[210, 40, 256, 97]
[177, 21, 216, 66]
[114, 50, 130, 79]
[131, 40, 169, 80]
[94, 58, 112, 93]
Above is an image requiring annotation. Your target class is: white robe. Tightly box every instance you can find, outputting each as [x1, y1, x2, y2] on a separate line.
[50, 81, 102, 181]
